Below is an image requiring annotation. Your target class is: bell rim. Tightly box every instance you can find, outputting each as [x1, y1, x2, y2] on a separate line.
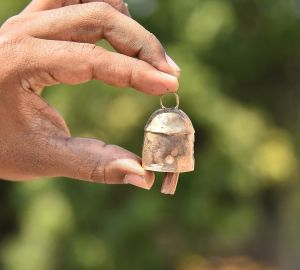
[142, 164, 195, 173]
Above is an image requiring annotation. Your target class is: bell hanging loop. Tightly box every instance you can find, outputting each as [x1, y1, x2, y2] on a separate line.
[160, 93, 180, 109]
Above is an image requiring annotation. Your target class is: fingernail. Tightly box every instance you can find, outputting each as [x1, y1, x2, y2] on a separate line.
[158, 71, 178, 82]
[165, 53, 181, 72]
[124, 174, 152, 190]
[124, 2, 131, 17]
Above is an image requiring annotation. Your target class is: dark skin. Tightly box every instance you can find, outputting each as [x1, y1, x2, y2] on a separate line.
[0, 0, 180, 190]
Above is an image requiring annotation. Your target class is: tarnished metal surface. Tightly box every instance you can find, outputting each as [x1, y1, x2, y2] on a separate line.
[145, 108, 194, 134]
[142, 107, 195, 173]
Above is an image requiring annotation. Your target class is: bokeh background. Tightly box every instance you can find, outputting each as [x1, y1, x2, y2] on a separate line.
[1, 0, 300, 269]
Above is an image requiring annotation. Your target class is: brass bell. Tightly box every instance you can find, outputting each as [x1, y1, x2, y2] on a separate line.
[142, 93, 195, 195]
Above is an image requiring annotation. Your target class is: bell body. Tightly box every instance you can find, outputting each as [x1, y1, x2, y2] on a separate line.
[142, 108, 195, 173]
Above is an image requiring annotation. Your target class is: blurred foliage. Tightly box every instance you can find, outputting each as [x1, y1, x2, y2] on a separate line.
[1, 0, 300, 269]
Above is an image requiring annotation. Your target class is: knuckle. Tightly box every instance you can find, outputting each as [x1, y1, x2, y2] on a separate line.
[80, 2, 115, 23]
[0, 33, 28, 60]
[109, 0, 125, 11]
[89, 159, 104, 183]
[2, 15, 21, 29]
[84, 1, 113, 14]
[98, 1, 114, 12]
[82, 42, 97, 52]
[145, 31, 160, 48]
[1, 14, 30, 32]
[127, 58, 139, 87]
[81, 43, 104, 57]
[78, 43, 105, 78]
[0, 34, 32, 82]
[141, 31, 165, 63]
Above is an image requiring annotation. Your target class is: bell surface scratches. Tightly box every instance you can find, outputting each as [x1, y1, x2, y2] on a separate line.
[142, 93, 195, 195]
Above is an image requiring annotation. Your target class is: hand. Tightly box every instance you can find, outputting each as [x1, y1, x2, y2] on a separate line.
[0, 0, 180, 189]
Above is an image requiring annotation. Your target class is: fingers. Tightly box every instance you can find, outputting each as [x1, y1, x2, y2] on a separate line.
[25, 3, 180, 77]
[22, 0, 129, 16]
[43, 137, 155, 189]
[30, 39, 178, 95]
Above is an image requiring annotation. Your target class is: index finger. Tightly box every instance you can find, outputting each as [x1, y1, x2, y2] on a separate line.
[26, 3, 180, 77]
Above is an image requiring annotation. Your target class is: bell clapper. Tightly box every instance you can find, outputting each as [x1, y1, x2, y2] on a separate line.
[161, 172, 180, 195]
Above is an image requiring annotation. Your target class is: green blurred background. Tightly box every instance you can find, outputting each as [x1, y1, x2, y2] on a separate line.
[1, 0, 300, 269]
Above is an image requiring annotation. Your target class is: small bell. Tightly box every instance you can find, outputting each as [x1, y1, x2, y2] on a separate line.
[142, 93, 195, 195]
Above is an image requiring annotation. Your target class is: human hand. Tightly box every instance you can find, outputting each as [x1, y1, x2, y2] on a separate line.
[0, 0, 180, 189]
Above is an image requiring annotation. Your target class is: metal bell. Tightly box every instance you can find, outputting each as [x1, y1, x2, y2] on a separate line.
[142, 93, 195, 195]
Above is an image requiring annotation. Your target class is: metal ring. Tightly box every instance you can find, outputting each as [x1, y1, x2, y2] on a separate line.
[160, 93, 180, 109]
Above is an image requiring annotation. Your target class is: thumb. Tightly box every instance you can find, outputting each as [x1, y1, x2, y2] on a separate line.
[45, 137, 155, 190]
